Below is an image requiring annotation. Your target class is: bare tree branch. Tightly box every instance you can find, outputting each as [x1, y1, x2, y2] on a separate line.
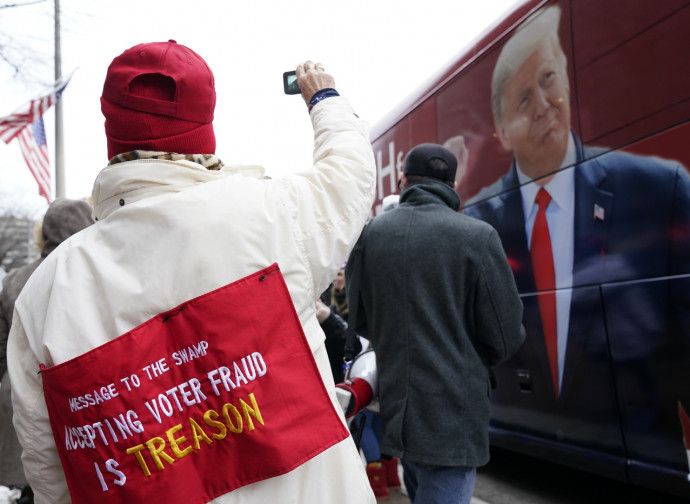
[0, 0, 46, 9]
[0, 49, 20, 76]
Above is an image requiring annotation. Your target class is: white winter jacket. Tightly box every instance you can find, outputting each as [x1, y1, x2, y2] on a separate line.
[8, 96, 376, 503]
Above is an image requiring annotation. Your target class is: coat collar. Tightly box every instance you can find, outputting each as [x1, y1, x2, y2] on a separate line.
[400, 180, 461, 211]
[91, 159, 265, 221]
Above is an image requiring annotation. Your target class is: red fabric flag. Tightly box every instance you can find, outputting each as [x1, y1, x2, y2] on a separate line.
[0, 73, 71, 144]
[0, 73, 72, 202]
[40, 264, 349, 504]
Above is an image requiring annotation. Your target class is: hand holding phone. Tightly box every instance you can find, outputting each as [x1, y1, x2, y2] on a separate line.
[285, 62, 336, 104]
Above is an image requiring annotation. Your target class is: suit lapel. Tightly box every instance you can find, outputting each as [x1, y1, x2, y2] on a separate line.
[561, 146, 613, 403]
[498, 165, 535, 292]
[572, 157, 612, 287]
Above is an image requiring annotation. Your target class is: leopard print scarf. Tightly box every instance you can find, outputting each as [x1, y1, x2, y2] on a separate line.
[109, 151, 224, 170]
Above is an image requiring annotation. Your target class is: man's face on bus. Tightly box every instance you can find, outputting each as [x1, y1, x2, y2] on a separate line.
[496, 36, 571, 181]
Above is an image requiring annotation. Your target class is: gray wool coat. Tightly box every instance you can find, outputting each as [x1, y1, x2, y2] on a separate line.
[346, 180, 524, 468]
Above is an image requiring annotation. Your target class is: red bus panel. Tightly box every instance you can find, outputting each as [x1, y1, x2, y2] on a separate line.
[370, 0, 690, 498]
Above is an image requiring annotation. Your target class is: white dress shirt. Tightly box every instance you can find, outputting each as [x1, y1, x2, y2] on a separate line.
[517, 133, 576, 389]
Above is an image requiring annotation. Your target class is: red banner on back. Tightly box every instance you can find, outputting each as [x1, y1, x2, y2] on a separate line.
[40, 264, 348, 504]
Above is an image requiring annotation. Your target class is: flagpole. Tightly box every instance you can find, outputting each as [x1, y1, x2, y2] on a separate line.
[54, 0, 65, 199]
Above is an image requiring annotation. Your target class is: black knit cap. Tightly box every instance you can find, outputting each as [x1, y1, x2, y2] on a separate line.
[403, 143, 457, 182]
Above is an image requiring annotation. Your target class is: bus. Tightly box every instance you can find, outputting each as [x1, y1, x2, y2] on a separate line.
[370, 0, 690, 498]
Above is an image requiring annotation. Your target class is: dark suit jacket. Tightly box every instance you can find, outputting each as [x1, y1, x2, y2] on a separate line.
[464, 135, 690, 471]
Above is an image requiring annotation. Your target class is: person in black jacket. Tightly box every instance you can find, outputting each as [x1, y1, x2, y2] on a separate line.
[316, 298, 359, 384]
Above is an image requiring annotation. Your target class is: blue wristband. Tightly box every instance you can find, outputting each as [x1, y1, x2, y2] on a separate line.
[308, 88, 340, 113]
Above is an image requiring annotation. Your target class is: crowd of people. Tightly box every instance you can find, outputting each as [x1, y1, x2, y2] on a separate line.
[0, 31, 527, 504]
[4, 2, 690, 502]
[1, 199, 93, 504]
[3, 40, 378, 504]
[316, 197, 405, 500]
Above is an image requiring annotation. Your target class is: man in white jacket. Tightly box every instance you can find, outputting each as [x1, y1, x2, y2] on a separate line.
[8, 40, 376, 504]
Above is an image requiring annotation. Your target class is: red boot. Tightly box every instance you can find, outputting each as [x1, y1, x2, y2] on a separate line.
[366, 462, 390, 500]
[383, 457, 401, 489]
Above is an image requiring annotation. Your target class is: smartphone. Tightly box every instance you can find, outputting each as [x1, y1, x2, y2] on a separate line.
[283, 71, 301, 95]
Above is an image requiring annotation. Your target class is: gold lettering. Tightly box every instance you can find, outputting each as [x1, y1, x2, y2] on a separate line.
[126, 444, 151, 477]
[240, 392, 264, 431]
[189, 418, 213, 449]
[166, 424, 193, 459]
[128, 394, 264, 475]
[222, 403, 243, 433]
[203, 409, 227, 440]
[145, 436, 175, 470]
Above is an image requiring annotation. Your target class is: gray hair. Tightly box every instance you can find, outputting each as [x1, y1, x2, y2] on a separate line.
[491, 5, 567, 125]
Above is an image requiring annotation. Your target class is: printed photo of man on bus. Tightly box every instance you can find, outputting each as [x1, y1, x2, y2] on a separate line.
[462, 3, 690, 489]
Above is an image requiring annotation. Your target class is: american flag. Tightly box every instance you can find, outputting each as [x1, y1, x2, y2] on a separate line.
[17, 117, 51, 203]
[0, 73, 73, 202]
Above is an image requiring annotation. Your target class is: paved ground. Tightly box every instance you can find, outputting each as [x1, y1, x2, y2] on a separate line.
[387, 487, 410, 503]
[384, 487, 488, 503]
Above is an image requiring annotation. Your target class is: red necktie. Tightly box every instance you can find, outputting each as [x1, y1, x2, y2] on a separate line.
[679, 402, 690, 452]
[530, 188, 559, 398]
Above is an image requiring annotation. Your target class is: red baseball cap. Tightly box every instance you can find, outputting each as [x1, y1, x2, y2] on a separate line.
[102, 39, 215, 122]
[101, 40, 217, 158]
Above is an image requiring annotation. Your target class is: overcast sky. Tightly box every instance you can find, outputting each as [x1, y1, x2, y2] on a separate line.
[0, 0, 518, 216]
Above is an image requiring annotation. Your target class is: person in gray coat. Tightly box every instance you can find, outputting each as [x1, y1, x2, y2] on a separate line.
[0, 198, 93, 489]
[346, 143, 525, 504]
